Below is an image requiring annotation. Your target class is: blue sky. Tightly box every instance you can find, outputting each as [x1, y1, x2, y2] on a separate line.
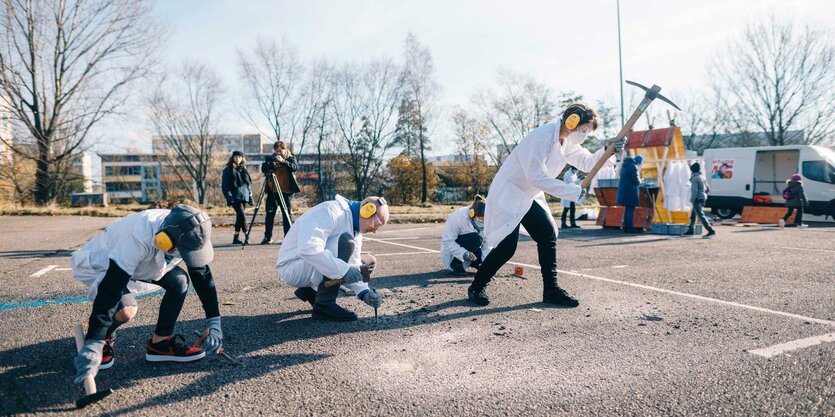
[97, 0, 834, 155]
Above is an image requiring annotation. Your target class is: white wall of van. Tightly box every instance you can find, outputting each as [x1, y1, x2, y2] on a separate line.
[702, 145, 835, 219]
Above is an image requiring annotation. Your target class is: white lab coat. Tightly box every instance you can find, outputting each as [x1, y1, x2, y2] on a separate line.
[440, 206, 486, 270]
[71, 210, 182, 300]
[276, 195, 369, 294]
[483, 121, 614, 250]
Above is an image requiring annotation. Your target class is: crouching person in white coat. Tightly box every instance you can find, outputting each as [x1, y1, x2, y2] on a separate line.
[277, 195, 388, 322]
[441, 195, 487, 275]
[72, 205, 223, 386]
[467, 104, 623, 307]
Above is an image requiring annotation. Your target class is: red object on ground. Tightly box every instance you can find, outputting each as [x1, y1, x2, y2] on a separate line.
[514, 265, 524, 277]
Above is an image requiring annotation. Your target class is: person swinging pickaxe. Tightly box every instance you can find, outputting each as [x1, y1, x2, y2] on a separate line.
[580, 80, 681, 190]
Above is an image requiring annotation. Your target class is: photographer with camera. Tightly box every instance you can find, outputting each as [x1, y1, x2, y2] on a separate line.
[260, 141, 300, 245]
[222, 150, 253, 244]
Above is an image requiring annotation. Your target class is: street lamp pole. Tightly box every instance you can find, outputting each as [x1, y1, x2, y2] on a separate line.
[617, 0, 625, 127]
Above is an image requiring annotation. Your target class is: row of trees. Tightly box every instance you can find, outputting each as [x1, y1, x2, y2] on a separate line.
[0, 1, 832, 205]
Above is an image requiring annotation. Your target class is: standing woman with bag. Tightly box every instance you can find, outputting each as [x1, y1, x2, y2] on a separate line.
[781, 174, 808, 228]
[222, 150, 253, 244]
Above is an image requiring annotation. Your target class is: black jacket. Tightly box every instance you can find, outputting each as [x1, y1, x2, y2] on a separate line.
[261, 154, 301, 194]
[222, 165, 253, 205]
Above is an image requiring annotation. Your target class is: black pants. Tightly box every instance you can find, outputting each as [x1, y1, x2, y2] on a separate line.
[623, 205, 635, 230]
[450, 232, 483, 271]
[231, 202, 246, 232]
[265, 192, 293, 239]
[561, 202, 576, 226]
[471, 202, 558, 290]
[142, 267, 190, 337]
[783, 207, 804, 225]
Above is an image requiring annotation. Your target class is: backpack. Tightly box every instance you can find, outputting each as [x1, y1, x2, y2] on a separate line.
[782, 186, 795, 200]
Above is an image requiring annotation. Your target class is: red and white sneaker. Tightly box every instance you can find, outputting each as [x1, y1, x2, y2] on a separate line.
[99, 335, 115, 370]
[146, 334, 205, 363]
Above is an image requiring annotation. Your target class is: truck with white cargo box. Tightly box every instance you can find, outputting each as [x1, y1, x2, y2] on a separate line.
[702, 145, 835, 219]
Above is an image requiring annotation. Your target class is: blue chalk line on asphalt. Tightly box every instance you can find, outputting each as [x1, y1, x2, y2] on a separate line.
[0, 290, 168, 311]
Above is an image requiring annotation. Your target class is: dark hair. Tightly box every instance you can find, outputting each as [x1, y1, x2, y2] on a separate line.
[274, 141, 288, 151]
[471, 195, 486, 217]
[227, 154, 247, 168]
[561, 103, 599, 130]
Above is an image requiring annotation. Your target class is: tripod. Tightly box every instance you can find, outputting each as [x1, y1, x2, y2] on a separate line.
[242, 172, 293, 249]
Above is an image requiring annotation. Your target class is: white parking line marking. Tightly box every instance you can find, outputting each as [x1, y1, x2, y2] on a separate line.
[31, 265, 58, 277]
[375, 251, 436, 256]
[55, 267, 72, 271]
[611, 265, 629, 268]
[368, 239, 835, 327]
[373, 237, 423, 241]
[749, 333, 835, 358]
[365, 238, 441, 253]
[375, 225, 444, 235]
[778, 246, 835, 254]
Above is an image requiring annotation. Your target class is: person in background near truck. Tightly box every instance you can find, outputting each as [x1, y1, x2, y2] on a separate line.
[684, 162, 716, 239]
[221, 150, 253, 244]
[781, 174, 808, 228]
[441, 195, 487, 275]
[560, 167, 581, 229]
[617, 155, 643, 233]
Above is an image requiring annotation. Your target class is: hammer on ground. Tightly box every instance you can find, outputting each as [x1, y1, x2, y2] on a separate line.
[193, 330, 239, 364]
[72, 324, 113, 409]
[580, 80, 681, 190]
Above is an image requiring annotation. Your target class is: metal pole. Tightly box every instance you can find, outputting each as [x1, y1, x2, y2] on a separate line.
[617, 0, 625, 127]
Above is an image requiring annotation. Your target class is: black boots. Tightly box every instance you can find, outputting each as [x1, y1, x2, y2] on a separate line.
[312, 278, 358, 322]
[294, 287, 316, 308]
[232, 234, 243, 244]
[543, 286, 579, 307]
[450, 259, 468, 275]
[467, 285, 490, 306]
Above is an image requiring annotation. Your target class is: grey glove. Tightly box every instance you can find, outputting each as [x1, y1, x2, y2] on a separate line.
[342, 266, 363, 284]
[73, 339, 104, 384]
[464, 251, 478, 262]
[360, 288, 383, 309]
[576, 188, 588, 206]
[202, 316, 223, 356]
[608, 137, 626, 153]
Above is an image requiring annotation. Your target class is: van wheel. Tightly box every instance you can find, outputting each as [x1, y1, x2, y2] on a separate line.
[713, 208, 737, 219]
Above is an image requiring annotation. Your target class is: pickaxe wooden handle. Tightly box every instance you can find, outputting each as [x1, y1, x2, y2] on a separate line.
[580, 81, 679, 189]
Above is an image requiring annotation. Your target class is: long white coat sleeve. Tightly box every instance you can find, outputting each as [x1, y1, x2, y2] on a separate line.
[564, 145, 615, 174]
[441, 213, 469, 262]
[519, 138, 581, 201]
[296, 205, 351, 280]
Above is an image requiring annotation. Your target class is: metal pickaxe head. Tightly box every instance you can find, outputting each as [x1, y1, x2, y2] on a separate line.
[76, 388, 113, 409]
[626, 80, 681, 111]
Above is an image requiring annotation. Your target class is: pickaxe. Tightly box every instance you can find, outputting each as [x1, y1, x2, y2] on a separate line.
[580, 80, 680, 189]
[73, 324, 114, 409]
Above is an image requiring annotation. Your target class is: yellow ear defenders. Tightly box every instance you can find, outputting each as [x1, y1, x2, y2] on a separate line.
[360, 197, 388, 219]
[360, 202, 378, 219]
[469, 208, 475, 218]
[154, 230, 175, 252]
[564, 113, 581, 130]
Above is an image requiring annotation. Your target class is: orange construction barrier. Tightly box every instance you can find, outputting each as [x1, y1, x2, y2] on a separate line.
[739, 206, 795, 224]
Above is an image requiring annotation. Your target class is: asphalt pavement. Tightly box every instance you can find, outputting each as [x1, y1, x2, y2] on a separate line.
[0, 215, 833, 416]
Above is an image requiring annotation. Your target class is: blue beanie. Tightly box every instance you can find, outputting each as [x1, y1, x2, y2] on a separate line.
[634, 155, 643, 164]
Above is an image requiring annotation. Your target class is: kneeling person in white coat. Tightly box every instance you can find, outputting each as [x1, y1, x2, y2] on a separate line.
[441, 195, 487, 275]
[468, 104, 623, 307]
[277, 195, 388, 322]
[72, 205, 223, 386]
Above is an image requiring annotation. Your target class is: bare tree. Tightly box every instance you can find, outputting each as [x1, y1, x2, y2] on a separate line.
[331, 59, 403, 199]
[147, 61, 225, 205]
[451, 106, 492, 195]
[710, 15, 834, 146]
[0, 0, 159, 204]
[473, 69, 556, 166]
[677, 87, 739, 153]
[400, 33, 438, 204]
[237, 37, 305, 147]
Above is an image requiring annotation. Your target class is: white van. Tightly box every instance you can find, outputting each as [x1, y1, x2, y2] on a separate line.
[702, 145, 835, 219]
